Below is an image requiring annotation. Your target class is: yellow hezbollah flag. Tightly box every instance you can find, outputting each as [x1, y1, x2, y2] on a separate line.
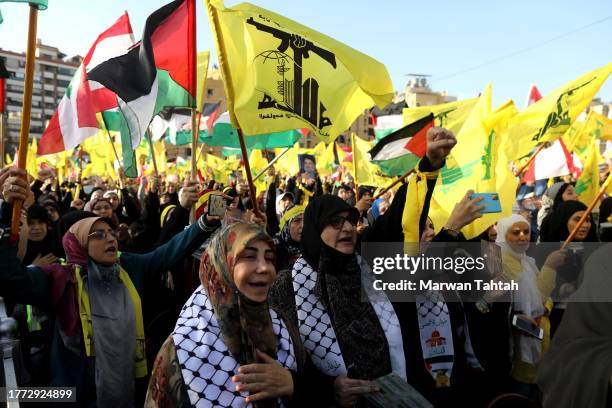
[504, 63, 612, 161]
[402, 97, 479, 135]
[575, 142, 600, 207]
[347, 133, 379, 186]
[275, 143, 300, 176]
[564, 111, 611, 163]
[196, 51, 211, 112]
[430, 87, 520, 239]
[317, 142, 336, 176]
[26, 137, 39, 177]
[204, 0, 393, 143]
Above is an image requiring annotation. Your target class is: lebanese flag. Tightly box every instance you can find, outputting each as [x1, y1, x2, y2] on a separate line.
[88, 0, 196, 177]
[38, 13, 135, 155]
[522, 138, 577, 182]
[525, 84, 542, 107]
[368, 114, 434, 176]
[0, 58, 8, 113]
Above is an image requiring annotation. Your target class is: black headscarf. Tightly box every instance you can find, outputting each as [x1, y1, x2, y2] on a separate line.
[552, 183, 571, 210]
[540, 200, 598, 242]
[300, 194, 359, 268]
[599, 197, 612, 242]
[23, 205, 55, 265]
[301, 195, 391, 379]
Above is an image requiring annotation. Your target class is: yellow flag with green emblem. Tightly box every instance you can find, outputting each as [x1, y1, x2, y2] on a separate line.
[402, 97, 479, 135]
[575, 142, 600, 206]
[504, 63, 612, 161]
[430, 86, 521, 239]
[564, 111, 611, 163]
[204, 0, 393, 143]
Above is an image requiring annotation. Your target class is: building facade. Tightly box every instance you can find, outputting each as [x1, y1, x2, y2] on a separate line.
[0, 40, 80, 155]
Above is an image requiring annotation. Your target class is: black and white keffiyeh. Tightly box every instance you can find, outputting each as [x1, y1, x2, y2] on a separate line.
[291, 256, 407, 380]
[173, 286, 297, 408]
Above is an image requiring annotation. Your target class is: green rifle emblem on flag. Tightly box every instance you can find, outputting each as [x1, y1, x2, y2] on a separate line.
[575, 176, 591, 195]
[531, 77, 597, 143]
[440, 159, 480, 193]
[481, 130, 495, 181]
[434, 107, 457, 128]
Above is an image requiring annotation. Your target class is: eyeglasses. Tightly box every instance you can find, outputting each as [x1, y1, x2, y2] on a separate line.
[324, 214, 358, 229]
[88, 229, 119, 241]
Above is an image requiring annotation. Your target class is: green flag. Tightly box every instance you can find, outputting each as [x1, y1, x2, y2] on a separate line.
[0, 0, 48, 10]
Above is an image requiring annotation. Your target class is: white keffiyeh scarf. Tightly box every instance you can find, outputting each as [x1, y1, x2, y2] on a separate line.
[291, 256, 407, 380]
[173, 286, 297, 408]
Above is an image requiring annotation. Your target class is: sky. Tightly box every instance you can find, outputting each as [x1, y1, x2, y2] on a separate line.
[0, 0, 611, 110]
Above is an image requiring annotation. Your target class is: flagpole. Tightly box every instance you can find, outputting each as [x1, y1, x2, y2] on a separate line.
[252, 147, 290, 182]
[146, 129, 159, 176]
[562, 173, 612, 249]
[206, 0, 260, 216]
[373, 169, 415, 200]
[515, 143, 547, 177]
[238, 128, 261, 217]
[351, 133, 359, 202]
[11, 4, 39, 238]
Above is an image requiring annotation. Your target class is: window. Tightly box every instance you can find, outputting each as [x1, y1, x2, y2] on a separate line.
[207, 88, 213, 97]
[57, 79, 70, 88]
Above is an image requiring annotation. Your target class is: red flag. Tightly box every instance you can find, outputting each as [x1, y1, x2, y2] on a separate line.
[525, 84, 542, 107]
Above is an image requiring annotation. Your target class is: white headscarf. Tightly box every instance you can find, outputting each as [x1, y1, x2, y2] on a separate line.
[495, 214, 544, 364]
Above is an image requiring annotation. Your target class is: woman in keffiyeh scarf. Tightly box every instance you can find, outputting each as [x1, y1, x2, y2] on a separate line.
[146, 222, 333, 408]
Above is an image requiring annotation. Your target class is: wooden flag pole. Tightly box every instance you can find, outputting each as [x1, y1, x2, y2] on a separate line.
[238, 128, 261, 217]
[11, 4, 39, 238]
[253, 147, 290, 181]
[515, 143, 547, 177]
[562, 173, 612, 249]
[373, 168, 415, 200]
[146, 129, 159, 176]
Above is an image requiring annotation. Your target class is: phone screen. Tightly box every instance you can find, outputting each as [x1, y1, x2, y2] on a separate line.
[513, 315, 543, 339]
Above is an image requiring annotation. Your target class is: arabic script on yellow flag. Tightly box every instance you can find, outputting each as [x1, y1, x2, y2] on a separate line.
[204, 0, 394, 143]
[504, 63, 612, 161]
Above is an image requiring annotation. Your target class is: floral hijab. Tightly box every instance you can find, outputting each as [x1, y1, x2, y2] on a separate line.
[199, 222, 277, 364]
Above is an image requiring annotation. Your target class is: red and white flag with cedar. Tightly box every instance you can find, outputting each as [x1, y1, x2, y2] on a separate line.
[38, 13, 135, 155]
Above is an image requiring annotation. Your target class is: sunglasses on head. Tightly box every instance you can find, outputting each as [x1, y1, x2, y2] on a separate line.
[88, 229, 119, 241]
[324, 213, 358, 229]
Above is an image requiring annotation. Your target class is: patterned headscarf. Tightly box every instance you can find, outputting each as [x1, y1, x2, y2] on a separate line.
[199, 222, 277, 364]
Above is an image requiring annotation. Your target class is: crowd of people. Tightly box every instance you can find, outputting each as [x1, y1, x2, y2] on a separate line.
[0, 126, 611, 407]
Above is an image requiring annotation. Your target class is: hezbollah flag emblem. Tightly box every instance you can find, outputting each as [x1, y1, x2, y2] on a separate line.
[205, 0, 394, 143]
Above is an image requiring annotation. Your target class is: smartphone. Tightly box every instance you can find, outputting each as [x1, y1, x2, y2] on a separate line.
[470, 192, 502, 213]
[208, 194, 227, 217]
[512, 315, 544, 340]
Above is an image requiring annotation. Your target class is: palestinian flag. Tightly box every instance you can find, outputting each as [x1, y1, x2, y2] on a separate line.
[200, 111, 302, 149]
[369, 114, 434, 176]
[37, 13, 134, 155]
[374, 114, 403, 141]
[150, 101, 221, 142]
[88, 0, 196, 176]
[0, 57, 9, 113]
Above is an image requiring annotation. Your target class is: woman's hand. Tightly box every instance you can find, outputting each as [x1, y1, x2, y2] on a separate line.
[32, 253, 59, 267]
[444, 190, 485, 232]
[233, 349, 294, 403]
[544, 249, 568, 270]
[334, 376, 379, 407]
[2, 167, 30, 204]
